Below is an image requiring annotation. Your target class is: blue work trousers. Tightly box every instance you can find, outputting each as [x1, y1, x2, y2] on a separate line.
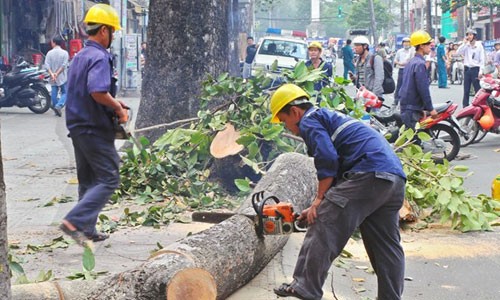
[462, 66, 480, 107]
[437, 61, 447, 88]
[290, 172, 406, 300]
[343, 61, 355, 80]
[65, 133, 120, 235]
[51, 83, 67, 108]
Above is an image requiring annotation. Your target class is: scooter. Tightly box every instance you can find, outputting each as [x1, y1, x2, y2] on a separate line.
[455, 75, 500, 146]
[357, 87, 462, 163]
[0, 60, 51, 114]
[449, 56, 464, 85]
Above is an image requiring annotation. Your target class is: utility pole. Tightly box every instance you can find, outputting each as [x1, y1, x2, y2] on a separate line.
[426, 0, 432, 35]
[400, 0, 405, 33]
[369, 0, 378, 44]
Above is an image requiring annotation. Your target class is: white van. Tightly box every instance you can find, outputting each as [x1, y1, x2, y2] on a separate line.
[251, 36, 309, 76]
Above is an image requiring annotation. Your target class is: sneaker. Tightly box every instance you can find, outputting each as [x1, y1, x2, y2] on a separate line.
[52, 107, 62, 117]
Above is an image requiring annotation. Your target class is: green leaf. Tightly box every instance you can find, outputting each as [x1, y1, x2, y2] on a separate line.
[437, 190, 452, 205]
[82, 246, 95, 272]
[453, 165, 469, 172]
[235, 178, 251, 192]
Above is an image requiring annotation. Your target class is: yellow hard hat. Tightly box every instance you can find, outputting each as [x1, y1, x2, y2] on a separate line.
[308, 41, 323, 50]
[410, 30, 432, 47]
[84, 4, 122, 31]
[269, 84, 310, 123]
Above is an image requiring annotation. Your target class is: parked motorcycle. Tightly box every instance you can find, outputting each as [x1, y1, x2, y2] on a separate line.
[456, 75, 500, 146]
[0, 60, 51, 114]
[357, 87, 461, 163]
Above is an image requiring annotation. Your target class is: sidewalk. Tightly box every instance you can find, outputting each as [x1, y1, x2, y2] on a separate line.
[2, 99, 500, 300]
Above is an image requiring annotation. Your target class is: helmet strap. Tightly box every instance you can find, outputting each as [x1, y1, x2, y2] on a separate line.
[106, 26, 113, 49]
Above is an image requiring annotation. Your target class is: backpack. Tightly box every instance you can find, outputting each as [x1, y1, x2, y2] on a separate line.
[371, 55, 396, 94]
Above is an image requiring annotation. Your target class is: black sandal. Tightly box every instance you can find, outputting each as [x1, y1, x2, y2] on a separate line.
[273, 283, 312, 300]
[86, 231, 110, 242]
[59, 223, 94, 249]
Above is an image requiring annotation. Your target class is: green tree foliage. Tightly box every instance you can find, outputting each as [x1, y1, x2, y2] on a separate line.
[441, 0, 500, 13]
[346, 0, 394, 33]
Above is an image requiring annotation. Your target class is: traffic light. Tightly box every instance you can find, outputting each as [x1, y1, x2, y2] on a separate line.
[338, 6, 342, 18]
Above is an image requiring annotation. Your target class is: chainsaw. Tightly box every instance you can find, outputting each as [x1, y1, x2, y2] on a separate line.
[113, 106, 142, 149]
[191, 191, 307, 236]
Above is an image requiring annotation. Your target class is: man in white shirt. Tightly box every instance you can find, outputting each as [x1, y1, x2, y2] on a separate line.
[45, 36, 69, 116]
[457, 29, 485, 107]
[393, 37, 413, 107]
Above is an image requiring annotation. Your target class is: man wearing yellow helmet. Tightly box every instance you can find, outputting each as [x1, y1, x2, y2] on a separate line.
[60, 4, 128, 246]
[305, 41, 333, 94]
[270, 83, 406, 300]
[398, 30, 438, 130]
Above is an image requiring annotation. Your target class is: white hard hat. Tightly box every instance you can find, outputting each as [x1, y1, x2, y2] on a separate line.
[352, 36, 370, 45]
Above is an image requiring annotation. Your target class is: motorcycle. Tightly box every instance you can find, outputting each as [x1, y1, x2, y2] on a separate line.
[455, 75, 500, 146]
[357, 87, 462, 163]
[0, 59, 51, 114]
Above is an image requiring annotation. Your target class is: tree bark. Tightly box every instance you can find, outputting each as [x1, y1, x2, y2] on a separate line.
[12, 153, 318, 300]
[136, 0, 238, 142]
[0, 126, 11, 299]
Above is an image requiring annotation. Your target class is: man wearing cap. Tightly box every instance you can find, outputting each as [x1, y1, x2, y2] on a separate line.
[393, 37, 413, 107]
[60, 4, 128, 247]
[270, 83, 406, 300]
[305, 41, 333, 94]
[457, 29, 485, 107]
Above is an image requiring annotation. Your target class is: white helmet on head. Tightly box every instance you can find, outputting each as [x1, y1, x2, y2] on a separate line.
[352, 36, 370, 45]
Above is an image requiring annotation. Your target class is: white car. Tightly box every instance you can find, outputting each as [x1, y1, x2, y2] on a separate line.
[251, 36, 309, 76]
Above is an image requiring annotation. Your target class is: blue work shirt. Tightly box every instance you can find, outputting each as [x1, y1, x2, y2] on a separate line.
[341, 45, 354, 64]
[398, 54, 434, 112]
[305, 59, 333, 91]
[65, 40, 115, 141]
[298, 107, 406, 182]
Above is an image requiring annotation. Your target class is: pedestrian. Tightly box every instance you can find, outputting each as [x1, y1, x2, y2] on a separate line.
[44, 35, 69, 117]
[393, 37, 413, 107]
[341, 39, 355, 80]
[269, 83, 406, 300]
[242, 36, 257, 79]
[305, 41, 333, 93]
[60, 3, 128, 247]
[494, 41, 500, 77]
[457, 29, 485, 107]
[437, 36, 448, 88]
[350, 36, 384, 100]
[140, 41, 147, 70]
[398, 30, 438, 130]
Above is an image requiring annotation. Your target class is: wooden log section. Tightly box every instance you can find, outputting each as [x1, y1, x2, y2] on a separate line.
[12, 153, 318, 299]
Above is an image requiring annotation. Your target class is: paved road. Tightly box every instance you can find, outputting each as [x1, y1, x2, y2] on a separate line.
[1, 75, 499, 299]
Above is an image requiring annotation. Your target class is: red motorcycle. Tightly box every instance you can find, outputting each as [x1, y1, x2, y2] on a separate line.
[455, 75, 500, 146]
[357, 87, 461, 163]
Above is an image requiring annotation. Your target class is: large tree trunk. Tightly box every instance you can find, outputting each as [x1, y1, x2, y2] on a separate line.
[136, 0, 239, 142]
[11, 153, 318, 299]
[0, 127, 11, 299]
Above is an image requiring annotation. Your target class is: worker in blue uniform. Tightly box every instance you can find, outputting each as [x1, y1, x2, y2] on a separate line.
[398, 30, 438, 130]
[305, 41, 333, 93]
[60, 4, 128, 247]
[270, 83, 406, 300]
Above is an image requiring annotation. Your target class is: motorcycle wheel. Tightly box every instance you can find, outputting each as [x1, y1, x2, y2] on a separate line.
[28, 85, 51, 114]
[474, 129, 488, 143]
[457, 116, 480, 147]
[426, 123, 461, 163]
[457, 70, 463, 85]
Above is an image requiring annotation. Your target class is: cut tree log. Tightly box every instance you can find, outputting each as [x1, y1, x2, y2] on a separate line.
[12, 153, 318, 300]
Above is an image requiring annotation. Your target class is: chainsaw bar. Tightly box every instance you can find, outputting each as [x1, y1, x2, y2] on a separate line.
[191, 212, 252, 223]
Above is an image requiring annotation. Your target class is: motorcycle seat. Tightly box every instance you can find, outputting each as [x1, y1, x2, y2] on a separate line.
[3, 70, 40, 85]
[434, 101, 452, 114]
